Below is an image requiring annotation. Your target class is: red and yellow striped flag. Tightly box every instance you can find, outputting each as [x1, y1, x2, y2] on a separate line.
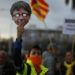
[30, 0, 49, 21]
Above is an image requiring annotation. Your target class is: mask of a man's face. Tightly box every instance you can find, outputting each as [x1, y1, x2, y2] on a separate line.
[12, 8, 30, 26]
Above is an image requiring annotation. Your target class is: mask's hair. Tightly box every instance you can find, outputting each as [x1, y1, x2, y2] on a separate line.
[10, 1, 32, 16]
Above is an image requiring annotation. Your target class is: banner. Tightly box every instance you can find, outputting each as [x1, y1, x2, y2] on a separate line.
[63, 19, 75, 35]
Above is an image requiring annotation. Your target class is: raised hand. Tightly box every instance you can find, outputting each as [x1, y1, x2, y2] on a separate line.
[17, 25, 24, 38]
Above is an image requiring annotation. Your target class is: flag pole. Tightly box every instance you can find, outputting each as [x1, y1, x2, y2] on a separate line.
[72, 35, 75, 54]
[30, 0, 53, 50]
[43, 20, 54, 52]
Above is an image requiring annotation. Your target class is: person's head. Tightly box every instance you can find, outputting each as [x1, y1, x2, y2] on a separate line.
[28, 45, 42, 67]
[64, 51, 73, 64]
[29, 45, 42, 57]
[10, 1, 32, 26]
[0, 50, 8, 64]
[47, 44, 54, 53]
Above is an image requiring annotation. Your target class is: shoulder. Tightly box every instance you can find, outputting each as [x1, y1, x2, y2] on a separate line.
[41, 65, 48, 72]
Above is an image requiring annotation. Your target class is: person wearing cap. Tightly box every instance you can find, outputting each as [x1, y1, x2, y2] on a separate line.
[10, 1, 48, 75]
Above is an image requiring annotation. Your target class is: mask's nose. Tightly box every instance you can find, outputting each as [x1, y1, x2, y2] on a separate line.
[19, 15, 24, 20]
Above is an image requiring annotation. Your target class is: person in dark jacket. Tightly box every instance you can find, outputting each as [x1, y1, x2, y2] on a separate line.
[10, 1, 32, 75]
[0, 50, 16, 75]
[55, 51, 75, 75]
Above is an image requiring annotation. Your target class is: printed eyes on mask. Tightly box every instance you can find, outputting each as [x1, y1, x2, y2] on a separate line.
[13, 13, 28, 17]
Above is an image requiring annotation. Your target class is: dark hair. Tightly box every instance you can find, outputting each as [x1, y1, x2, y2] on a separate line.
[64, 50, 73, 57]
[28, 45, 42, 56]
[32, 45, 41, 50]
[10, 1, 32, 16]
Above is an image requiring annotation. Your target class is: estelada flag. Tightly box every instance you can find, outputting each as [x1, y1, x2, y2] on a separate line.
[30, 0, 49, 21]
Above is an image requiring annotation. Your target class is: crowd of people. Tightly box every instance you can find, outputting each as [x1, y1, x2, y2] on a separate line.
[0, 1, 75, 75]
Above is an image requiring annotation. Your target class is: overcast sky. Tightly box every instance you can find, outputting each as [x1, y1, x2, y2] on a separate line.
[0, 0, 75, 39]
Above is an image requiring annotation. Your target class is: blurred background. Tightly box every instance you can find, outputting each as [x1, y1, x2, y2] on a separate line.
[0, 0, 75, 56]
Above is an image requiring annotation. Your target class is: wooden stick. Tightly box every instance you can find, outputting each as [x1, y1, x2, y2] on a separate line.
[72, 35, 75, 54]
[43, 20, 54, 52]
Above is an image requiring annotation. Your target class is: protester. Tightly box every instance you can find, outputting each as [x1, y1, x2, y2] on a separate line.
[10, 1, 48, 75]
[42, 44, 56, 75]
[0, 49, 16, 75]
[13, 25, 48, 75]
[55, 51, 75, 75]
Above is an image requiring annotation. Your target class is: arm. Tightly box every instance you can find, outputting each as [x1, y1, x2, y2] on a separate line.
[13, 37, 23, 68]
[13, 25, 24, 72]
